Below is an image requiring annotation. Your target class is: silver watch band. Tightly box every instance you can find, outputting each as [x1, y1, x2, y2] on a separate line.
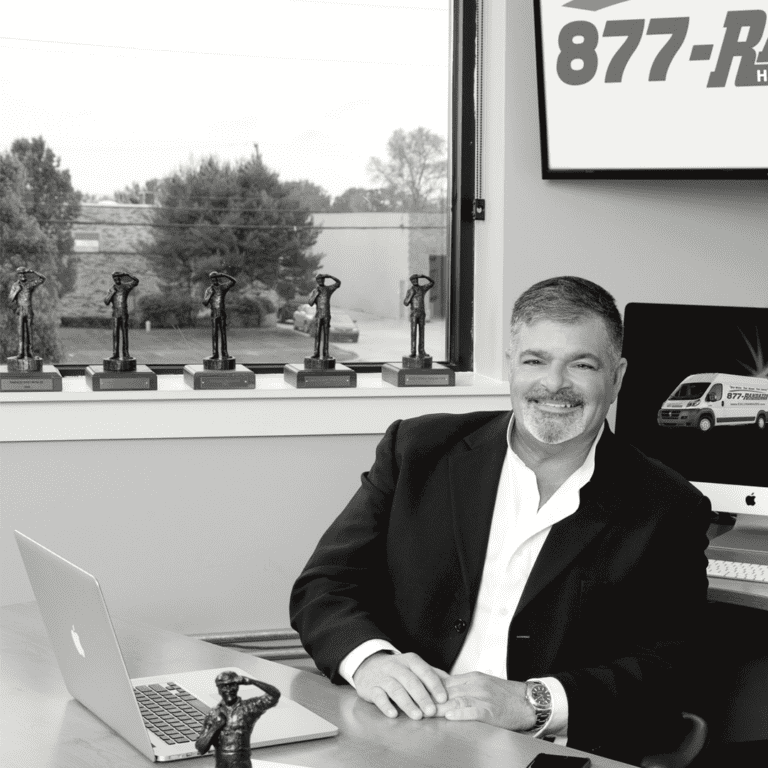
[524, 680, 553, 733]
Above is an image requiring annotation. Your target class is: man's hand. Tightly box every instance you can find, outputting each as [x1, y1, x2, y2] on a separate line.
[352, 651, 449, 720]
[435, 673, 536, 731]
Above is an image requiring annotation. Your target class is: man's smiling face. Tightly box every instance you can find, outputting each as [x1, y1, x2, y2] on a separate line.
[508, 315, 627, 448]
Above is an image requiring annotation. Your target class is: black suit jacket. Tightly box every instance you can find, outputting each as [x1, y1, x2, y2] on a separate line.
[290, 412, 711, 764]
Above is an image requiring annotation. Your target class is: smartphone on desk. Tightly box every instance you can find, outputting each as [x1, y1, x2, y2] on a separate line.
[526, 754, 591, 768]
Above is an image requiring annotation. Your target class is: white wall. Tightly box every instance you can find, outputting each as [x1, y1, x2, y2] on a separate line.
[311, 212, 410, 319]
[497, 2, 767, 337]
[0, 434, 381, 633]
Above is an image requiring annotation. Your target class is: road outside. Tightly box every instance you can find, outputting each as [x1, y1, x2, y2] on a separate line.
[57, 310, 447, 365]
[329, 309, 447, 362]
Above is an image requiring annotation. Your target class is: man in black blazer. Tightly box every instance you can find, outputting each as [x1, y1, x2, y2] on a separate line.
[290, 277, 710, 765]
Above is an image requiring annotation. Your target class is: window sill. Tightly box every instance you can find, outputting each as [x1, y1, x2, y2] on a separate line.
[0, 372, 510, 442]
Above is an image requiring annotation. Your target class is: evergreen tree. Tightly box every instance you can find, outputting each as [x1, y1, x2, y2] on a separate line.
[10, 137, 82, 295]
[282, 180, 332, 212]
[0, 153, 62, 361]
[146, 151, 322, 301]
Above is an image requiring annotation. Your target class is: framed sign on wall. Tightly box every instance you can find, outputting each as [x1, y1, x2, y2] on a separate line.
[533, 0, 768, 178]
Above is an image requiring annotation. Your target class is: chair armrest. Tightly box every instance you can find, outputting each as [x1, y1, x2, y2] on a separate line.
[641, 712, 708, 768]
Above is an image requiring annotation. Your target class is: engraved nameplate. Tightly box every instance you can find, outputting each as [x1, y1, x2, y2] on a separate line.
[199, 375, 252, 389]
[404, 374, 452, 386]
[284, 363, 356, 388]
[0, 365, 63, 391]
[99, 377, 152, 390]
[1, 378, 55, 391]
[304, 376, 353, 387]
[381, 362, 455, 387]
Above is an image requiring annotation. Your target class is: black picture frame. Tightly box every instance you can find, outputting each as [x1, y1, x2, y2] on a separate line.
[532, 1, 768, 180]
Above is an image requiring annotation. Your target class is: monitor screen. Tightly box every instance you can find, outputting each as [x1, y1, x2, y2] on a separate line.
[616, 303, 768, 518]
[533, 0, 768, 178]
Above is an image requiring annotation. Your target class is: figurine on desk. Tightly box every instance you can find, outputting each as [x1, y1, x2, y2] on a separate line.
[7, 266, 46, 372]
[195, 671, 281, 768]
[104, 270, 139, 372]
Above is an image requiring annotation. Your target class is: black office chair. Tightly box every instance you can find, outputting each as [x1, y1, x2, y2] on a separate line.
[640, 712, 708, 768]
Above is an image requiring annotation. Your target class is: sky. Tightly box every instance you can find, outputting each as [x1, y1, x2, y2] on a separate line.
[0, 0, 450, 199]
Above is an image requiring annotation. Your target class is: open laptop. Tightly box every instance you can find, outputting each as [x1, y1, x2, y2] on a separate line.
[14, 530, 338, 762]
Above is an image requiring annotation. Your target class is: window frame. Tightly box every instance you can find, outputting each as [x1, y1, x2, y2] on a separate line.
[49, 0, 477, 377]
[2, 1, 514, 442]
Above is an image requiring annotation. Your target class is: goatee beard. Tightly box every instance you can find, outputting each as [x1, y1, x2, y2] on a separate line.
[520, 391, 585, 444]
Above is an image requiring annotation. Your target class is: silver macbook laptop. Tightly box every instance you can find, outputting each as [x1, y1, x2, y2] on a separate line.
[15, 530, 338, 762]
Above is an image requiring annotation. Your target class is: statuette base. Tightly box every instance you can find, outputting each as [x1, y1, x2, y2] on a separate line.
[303, 356, 336, 370]
[6, 355, 43, 373]
[103, 357, 137, 373]
[184, 364, 255, 390]
[382, 362, 455, 387]
[284, 363, 356, 388]
[86, 364, 157, 391]
[0, 364, 62, 392]
[203, 356, 236, 371]
[402, 355, 432, 369]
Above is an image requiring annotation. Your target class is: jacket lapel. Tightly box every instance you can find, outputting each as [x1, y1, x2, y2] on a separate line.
[448, 412, 511, 600]
[513, 426, 624, 618]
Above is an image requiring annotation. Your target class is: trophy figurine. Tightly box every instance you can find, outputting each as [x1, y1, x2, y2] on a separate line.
[85, 270, 157, 390]
[183, 271, 255, 389]
[1, 266, 62, 391]
[382, 273, 454, 387]
[104, 270, 139, 372]
[203, 271, 236, 369]
[403, 273, 435, 367]
[284, 273, 356, 388]
[307, 273, 341, 369]
[195, 671, 281, 768]
[8, 266, 45, 372]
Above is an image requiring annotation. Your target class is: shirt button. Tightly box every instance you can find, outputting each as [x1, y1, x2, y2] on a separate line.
[453, 619, 467, 633]
[499, 607, 509, 616]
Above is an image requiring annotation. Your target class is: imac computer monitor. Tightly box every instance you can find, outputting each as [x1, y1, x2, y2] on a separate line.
[616, 303, 767, 533]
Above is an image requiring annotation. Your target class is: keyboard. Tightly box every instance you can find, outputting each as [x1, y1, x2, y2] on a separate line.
[707, 559, 768, 584]
[133, 682, 211, 745]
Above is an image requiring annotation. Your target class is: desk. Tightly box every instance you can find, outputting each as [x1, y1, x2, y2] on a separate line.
[1, 602, 633, 768]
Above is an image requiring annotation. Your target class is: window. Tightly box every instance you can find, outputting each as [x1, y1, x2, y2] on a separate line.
[1, 1, 475, 372]
[73, 232, 100, 253]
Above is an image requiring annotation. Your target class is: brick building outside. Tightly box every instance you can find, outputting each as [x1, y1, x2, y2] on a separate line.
[62, 202, 158, 322]
[65, 204, 447, 323]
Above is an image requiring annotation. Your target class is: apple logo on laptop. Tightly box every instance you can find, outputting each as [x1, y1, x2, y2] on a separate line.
[746, 493, 756, 507]
[71, 625, 85, 657]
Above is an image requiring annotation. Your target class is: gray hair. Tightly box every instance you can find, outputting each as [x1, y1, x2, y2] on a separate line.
[510, 276, 624, 363]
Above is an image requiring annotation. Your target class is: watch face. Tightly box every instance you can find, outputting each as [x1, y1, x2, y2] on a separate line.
[530, 683, 552, 709]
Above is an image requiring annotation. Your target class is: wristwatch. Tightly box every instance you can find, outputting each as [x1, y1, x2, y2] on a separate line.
[523, 680, 553, 733]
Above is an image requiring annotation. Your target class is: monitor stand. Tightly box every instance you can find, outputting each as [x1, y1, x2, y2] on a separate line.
[708, 513, 768, 559]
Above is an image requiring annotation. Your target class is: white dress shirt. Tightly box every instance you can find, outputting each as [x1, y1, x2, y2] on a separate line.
[340, 416, 604, 743]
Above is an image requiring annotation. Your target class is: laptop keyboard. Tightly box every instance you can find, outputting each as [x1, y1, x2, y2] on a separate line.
[134, 682, 211, 745]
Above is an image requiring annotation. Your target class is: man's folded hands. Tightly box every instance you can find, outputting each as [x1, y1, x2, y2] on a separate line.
[353, 653, 534, 731]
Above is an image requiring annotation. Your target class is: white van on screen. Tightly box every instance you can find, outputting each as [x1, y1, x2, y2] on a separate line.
[658, 373, 768, 432]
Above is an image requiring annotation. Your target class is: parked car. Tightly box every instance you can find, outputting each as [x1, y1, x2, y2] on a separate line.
[292, 303, 316, 332]
[293, 304, 359, 342]
[277, 296, 309, 323]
